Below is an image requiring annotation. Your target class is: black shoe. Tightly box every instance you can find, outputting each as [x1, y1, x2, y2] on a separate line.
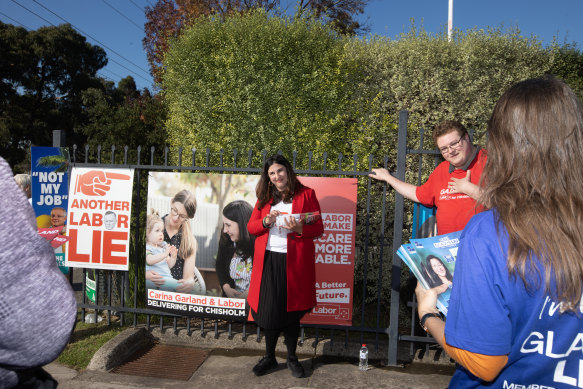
[253, 355, 278, 376]
[286, 356, 305, 378]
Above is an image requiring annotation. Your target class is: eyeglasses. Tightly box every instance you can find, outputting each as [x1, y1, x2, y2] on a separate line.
[170, 207, 189, 221]
[438, 135, 465, 154]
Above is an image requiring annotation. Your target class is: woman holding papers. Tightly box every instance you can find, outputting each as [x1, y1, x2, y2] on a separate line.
[247, 155, 324, 378]
[416, 76, 583, 388]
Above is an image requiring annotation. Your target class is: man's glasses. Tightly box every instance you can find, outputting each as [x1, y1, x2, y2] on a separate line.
[438, 135, 465, 154]
[170, 207, 189, 221]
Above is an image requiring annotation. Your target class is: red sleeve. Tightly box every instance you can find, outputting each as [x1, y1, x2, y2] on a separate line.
[297, 188, 324, 239]
[416, 177, 437, 207]
[247, 200, 268, 236]
[415, 162, 446, 207]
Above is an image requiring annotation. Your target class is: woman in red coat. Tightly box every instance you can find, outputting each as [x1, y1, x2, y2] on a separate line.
[247, 155, 324, 378]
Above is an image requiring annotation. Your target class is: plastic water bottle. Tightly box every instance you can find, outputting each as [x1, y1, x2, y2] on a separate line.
[359, 344, 368, 371]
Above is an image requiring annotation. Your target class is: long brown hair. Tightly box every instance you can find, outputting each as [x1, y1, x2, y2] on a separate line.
[171, 189, 197, 260]
[217, 200, 255, 269]
[480, 76, 583, 311]
[219, 200, 255, 258]
[256, 155, 304, 209]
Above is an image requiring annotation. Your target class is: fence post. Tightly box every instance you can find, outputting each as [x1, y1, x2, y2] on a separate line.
[51, 130, 75, 287]
[52, 130, 65, 147]
[387, 110, 409, 366]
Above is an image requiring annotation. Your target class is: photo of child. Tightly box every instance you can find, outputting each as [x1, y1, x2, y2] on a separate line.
[145, 210, 180, 292]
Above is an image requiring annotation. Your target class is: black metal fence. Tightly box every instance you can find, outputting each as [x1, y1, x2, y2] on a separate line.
[58, 109, 452, 366]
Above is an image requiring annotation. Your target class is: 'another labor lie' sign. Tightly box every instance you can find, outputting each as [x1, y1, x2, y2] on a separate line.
[65, 167, 134, 271]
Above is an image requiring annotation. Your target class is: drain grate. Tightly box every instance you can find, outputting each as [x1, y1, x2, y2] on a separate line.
[111, 344, 209, 381]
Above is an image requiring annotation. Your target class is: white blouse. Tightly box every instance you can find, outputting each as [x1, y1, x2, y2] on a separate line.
[266, 201, 293, 253]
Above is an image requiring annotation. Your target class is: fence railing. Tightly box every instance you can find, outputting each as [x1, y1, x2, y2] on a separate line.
[56, 109, 452, 366]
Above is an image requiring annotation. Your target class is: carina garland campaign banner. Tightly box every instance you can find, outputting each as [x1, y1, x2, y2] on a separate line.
[65, 167, 134, 271]
[146, 172, 258, 321]
[145, 172, 357, 325]
[299, 177, 357, 326]
[31, 147, 70, 273]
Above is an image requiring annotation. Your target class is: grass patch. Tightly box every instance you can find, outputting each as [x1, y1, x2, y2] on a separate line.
[57, 312, 127, 370]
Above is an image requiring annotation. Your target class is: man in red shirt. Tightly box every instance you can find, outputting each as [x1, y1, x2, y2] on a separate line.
[369, 120, 486, 235]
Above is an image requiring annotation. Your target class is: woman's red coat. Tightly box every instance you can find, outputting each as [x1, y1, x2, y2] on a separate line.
[247, 186, 324, 313]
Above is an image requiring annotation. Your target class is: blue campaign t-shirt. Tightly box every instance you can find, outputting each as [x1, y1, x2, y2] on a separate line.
[445, 210, 583, 388]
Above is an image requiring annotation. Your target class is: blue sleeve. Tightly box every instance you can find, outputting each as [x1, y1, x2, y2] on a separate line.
[444, 213, 512, 356]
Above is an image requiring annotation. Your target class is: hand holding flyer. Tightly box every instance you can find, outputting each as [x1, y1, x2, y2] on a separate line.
[397, 230, 461, 315]
[275, 211, 321, 227]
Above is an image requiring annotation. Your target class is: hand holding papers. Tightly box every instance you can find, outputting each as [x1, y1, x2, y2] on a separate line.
[274, 211, 321, 227]
[397, 230, 461, 315]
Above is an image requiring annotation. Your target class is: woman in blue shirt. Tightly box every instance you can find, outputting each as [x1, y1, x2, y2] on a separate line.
[416, 76, 583, 388]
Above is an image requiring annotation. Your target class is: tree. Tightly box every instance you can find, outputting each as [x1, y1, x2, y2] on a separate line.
[78, 76, 168, 163]
[143, 0, 369, 83]
[548, 42, 583, 101]
[144, 0, 278, 83]
[0, 22, 107, 170]
[162, 10, 358, 166]
[295, 0, 368, 35]
[346, 24, 552, 157]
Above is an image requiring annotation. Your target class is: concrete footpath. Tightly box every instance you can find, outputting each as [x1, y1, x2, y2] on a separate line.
[45, 327, 454, 389]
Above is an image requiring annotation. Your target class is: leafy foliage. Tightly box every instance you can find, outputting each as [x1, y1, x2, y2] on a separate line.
[144, 0, 278, 84]
[347, 24, 553, 150]
[37, 150, 69, 174]
[295, 0, 368, 35]
[548, 41, 583, 100]
[78, 76, 168, 164]
[143, 1, 369, 83]
[0, 22, 107, 171]
[163, 10, 359, 167]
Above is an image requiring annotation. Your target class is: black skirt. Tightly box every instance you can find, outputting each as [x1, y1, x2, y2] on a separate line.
[251, 250, 307, 329]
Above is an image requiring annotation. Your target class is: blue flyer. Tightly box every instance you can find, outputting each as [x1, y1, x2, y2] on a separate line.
[397, 230, 461, 315]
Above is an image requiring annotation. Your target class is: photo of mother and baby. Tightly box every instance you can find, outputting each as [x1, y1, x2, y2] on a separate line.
[144, 174, 260, 299]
